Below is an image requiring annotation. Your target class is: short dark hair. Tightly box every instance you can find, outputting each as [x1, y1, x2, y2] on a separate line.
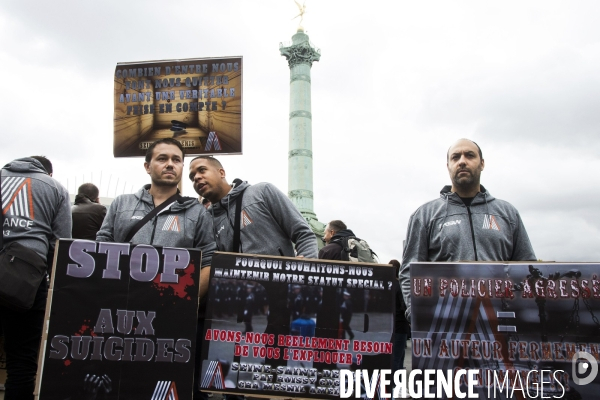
[30, 156, 53, 174]
[145, 138, 185, 163]
[446, 139, 483, 161]
[78, 183, 100, 200]
[327, 220, 347, 233]
[190, 155, 223, 169]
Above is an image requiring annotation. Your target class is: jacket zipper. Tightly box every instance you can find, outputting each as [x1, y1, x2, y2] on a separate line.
[467, 206, 478, 261]
[149, 217, 158, 245]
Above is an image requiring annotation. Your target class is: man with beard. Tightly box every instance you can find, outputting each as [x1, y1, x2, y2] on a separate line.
[97, 138, 209, 252]
[399, 139, 536, 319]
[96, 138, 214, 400]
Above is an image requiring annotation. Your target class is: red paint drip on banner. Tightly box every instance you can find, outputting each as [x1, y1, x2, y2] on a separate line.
[64, 360, 71, 366]
[75, 320, 96, 337]
[152, 262, 196, 299]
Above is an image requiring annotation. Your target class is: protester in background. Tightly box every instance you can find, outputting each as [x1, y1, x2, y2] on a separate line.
[96, 138, 215, 400]
[318, 220, 354, 260]
[399, 139, 536, 319]
[389, 259, 409, 376]
[71, 183, 106, 240]
[1, 156, 71, 400]
[319, 219, 378, 263]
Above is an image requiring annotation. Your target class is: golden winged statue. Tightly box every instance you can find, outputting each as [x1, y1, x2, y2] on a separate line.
[292, 0, 307, 29]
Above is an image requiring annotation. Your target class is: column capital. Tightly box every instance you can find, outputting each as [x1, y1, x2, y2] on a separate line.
[280, 41, 321, 68]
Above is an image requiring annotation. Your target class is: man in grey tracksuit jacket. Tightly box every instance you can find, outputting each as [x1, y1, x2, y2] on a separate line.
[400, 139, 536, 319]
[96, 139, 216, 400]
[190, 157, 318, 397]
[1, 158, 71, 261]
[1, 157, 71, 400]
[96, 184, 209, 252]
[197, 179, 318, 258]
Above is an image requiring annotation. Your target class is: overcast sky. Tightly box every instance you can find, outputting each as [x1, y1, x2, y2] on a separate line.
[1, 0, 599, 263]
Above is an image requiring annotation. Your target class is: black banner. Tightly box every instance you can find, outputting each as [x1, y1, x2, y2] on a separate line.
[411, 262, 600, 399]
[199, 252, 394, 398]
[37, 239, 201, 400]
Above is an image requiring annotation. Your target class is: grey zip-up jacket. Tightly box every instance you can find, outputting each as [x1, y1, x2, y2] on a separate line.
[1, 158, 72, 261]
[197, 180, 318, 258]
[399, 185, 536, 318]
[96, 184, 214, 266]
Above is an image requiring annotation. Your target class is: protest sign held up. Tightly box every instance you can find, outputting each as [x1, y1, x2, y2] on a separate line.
[113, 56, 243, 158]
[411, 262, 600, 399]
[36, 239, 202, 400]
[198, 252, 395, 398]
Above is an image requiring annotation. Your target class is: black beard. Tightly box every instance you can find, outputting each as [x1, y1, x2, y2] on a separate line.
[452, 171, 481, 193]
[453, 174, 474, 187]
[153, 178, 179, 187]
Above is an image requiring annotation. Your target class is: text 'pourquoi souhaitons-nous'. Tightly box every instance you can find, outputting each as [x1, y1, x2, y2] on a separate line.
[213, 256, 391, 290]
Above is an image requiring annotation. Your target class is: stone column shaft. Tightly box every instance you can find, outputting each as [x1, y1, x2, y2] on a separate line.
[280, 30, 320, 220]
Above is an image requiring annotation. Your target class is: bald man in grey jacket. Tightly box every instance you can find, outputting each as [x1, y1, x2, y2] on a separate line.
[399, 139, 536, 319]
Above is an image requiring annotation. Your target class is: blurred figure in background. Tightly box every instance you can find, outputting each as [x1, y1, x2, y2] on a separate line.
[71, 183, 106, 240]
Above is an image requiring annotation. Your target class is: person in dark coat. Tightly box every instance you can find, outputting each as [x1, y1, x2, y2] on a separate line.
[71, 183, 106, 240]
[318, 220, 356, 260]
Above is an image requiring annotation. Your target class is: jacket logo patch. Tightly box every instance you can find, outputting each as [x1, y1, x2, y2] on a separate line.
[131, 216, 143, 220]
[162, 215, 180, 232]
[442, 219, 461, 228]
[483, 214, 500, 231]
[241, 210, 253, 228]
[2, 177, 34, 219]
[151, 380, 179, 399]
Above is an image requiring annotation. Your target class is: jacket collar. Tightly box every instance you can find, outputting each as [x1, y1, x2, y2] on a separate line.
[210, 179, 250, 215]
[440, 185, 494, 206]
[74, 194, 94, 205]
[3, 157, 49, 175]
[135, 184, 198, 211]
[331, 229, 356, 241]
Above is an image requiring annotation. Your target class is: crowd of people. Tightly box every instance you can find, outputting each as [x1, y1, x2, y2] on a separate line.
[0, 137, 536, 399]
